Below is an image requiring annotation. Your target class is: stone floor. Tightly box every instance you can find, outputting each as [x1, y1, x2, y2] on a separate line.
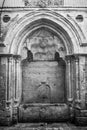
[0, 123, 87, 130]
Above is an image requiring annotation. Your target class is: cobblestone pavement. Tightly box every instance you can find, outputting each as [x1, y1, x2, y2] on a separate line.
[0, 123, 87, 130]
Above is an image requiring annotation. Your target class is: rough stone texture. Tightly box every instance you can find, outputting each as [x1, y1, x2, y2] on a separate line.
[0, 57, 10, 125]
[22, 61, 65, 103]
[1, 0, 87, 7]
[22, 28, 66, 61]
[1, 123, 87, 130]
[0, 55, 21, 126]
[1, 0, 87, 126]
[18, 104, 69, 122]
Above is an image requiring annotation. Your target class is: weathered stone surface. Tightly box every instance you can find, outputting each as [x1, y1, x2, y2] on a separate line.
[22, 61, 65, 103]
[75, 117, 87, 126]
[23, 0, 64, 8]
[18, 104, 69, 122]
[1, 0, 87, 126]
[1, 123, 87, 130]
[22, 28, 66, 61]
[1, 0, 87, 7]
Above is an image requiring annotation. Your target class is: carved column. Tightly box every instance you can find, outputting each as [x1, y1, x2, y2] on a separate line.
[65, 55, 74, 121]
[6, 56, 13, 108]
[66, 56, 73, 102]
[0, 54, 14, 125]
[85, 57, 87, 108]
[74, 55, 87, 125]
[0, 54, 22, 125]
[14, 56, 21, 101]
[12, 55, 21, 124]
[74, 55, 81, 108]
[13, 59, 15, 101]
[18, 59, 22, 103]
[15, 59, 18, 100]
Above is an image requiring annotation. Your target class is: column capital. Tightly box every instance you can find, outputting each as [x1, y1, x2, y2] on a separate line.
[8, 57, 13, 63]
[14, 55, 21, 63]
[0, 54, 13, 57]
[65, 55, 75, 62]
[74, 55, 79, 62]
[13, 55, 21, 59]
[15, 59, 20, 64]
[65, 55, 71, 63]
[75, 99, 81, 109]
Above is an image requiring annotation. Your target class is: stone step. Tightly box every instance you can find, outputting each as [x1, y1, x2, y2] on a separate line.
[0, 123, 87, 130]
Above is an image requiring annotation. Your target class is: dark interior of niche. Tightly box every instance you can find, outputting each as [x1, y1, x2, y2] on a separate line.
[76, 15, 83, 22]
[3, 15, 11, 23]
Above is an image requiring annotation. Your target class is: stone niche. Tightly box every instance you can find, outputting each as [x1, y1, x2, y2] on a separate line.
[20, 28, 67, 122]
[22, 61, 66, 104]
[21, 28, 66, 61]
[21, 28, 66, 104]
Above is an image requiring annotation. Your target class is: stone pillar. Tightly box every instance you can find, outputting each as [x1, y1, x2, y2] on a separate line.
[66, 56, 73, 102]
[65, 55, 74, 121]
[0, 54, 13, 125]
[0, 54, 21, 125]
[85, 57, 87, 108]
[74, 55, 87, 125]
[6, 56, 13, 125]
[74, 56, 81, 107]
[12, 55, 21, 124]
[7, 57, 13, 101]
[15, 58, 18, 100]
[14, 55, 21, 102]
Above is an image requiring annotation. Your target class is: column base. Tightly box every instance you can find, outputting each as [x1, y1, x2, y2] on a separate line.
[12, 107, 18, 124]
[0, 109, 12, 126]
[75, 117, 87, 126]
[75, 109, 87, 126]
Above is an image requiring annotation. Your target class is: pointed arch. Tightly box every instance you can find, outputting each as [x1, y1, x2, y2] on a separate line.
[4, 10, 82, 55]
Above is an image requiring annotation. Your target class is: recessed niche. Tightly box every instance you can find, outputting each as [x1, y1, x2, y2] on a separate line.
[76, 15, 83, 22]
[3, 15, 11, 23]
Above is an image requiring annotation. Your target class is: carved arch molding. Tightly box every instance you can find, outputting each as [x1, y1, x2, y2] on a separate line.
[6, 10, 82, 55]
[20, 27, 68, 122]
[2, 11, 83, 124]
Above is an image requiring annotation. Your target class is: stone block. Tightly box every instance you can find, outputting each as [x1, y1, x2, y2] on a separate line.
[75, 117, 87, 126]
[0, 109, 12, 126]
[22, 61, 65, 104]
[18, 104, 69, 122]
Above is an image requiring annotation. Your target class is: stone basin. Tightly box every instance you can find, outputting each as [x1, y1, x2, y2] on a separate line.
[18, 103, 69, 123]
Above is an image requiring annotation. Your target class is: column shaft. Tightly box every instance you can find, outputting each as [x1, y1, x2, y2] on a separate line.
[75, 57, 80, 102]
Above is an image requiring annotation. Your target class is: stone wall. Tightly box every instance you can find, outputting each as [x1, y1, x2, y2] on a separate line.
[0, 56, 12, 125]
[0, 1, 87, 125]
[18, 104, 69, 122]
[22, 61, 65, 104]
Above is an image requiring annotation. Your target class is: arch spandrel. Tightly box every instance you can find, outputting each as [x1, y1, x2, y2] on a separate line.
[4, 10, 81, 55]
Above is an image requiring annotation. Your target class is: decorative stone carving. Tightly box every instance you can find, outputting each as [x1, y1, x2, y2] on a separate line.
[22, 28, 66, 61]
[37, 82, 51, 103]
[23, 0, 64, 7]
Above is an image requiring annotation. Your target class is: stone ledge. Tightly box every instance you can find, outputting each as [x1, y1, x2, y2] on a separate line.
[18, 103, 69, 122]
[75, 109, 87, 117]
[75, 117, 87, 126]
[0, 123, 87, 130]
[0, 54, 21, 58]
